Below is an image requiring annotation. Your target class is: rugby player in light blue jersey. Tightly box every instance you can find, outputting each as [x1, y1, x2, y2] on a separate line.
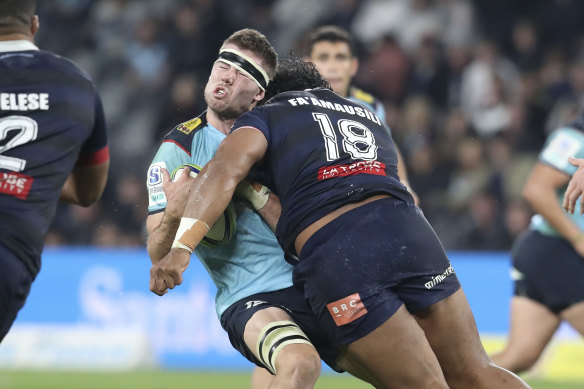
[146, 29, 340, 389]
[493, 109, 584, 373]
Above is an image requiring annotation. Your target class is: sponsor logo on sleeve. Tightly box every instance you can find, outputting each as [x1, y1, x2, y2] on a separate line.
[326, 292, 367, 326]
[147, 162, 167, 207]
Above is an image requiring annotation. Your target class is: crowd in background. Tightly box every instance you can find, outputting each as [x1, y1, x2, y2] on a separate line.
[41, 0, 584, 251]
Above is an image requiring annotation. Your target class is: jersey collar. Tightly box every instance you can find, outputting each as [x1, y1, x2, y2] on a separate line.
[0, 40, 39, 53]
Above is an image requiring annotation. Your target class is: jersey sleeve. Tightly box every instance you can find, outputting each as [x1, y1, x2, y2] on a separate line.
[539, 127, 584, 175]
[146, 141, 191, 214]
[232, 107, 270, 144]
[77, 90, 109, 165]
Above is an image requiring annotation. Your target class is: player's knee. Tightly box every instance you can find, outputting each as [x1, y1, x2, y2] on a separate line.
[255, 320, 316, 377]
[276, 347, 321, 383]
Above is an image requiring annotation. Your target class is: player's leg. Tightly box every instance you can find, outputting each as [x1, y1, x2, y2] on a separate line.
[414, 289, 532, 389]
[244, 306, 321, 389]
[491, 296, 560, 373]
[561, 300, 584, 334]
[335, 304, 449, 389]
[250, 367, 276, 389]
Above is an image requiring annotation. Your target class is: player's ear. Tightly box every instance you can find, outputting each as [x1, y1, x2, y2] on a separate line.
[31, 15, 40, 37]
[254, 88, 265, 102]
[350, 57, 358, 77]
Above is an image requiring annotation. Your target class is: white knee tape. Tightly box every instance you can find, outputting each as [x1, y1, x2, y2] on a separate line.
[256, 320, 313, 375]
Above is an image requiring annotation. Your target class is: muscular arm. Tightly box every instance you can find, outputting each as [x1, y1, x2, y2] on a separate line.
[184, 127, 268, 226]
[564, 156, 584, 214]
[395, 145, 419, 205]
[60, 160, 109, 207]
[523, 162, 583, 251]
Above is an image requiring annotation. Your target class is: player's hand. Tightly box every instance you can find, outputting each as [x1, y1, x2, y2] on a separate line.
[161, 167, 195, 219]
[149, 248, 191, 296]
[563, 157, 584, 214]
[235, 179, 270, 210]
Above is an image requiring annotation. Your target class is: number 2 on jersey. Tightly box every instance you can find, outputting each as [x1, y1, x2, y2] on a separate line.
[313, 113, 378, 161]
[0, 115, 38, 171]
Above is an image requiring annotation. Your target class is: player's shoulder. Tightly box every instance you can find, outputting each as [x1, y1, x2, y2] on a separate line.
[349, 86, 379, 105]
[162, 113, 208, 151]
[35, 50, 95, 84]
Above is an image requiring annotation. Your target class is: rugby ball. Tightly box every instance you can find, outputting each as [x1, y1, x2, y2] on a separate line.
[171, 164, 237, 248]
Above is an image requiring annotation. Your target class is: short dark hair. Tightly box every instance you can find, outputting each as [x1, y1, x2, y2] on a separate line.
[306, 25, 355, 57]
[260, 56, 332, 104]
[0, 0, 36, 35]
[221, 28, 278, 80]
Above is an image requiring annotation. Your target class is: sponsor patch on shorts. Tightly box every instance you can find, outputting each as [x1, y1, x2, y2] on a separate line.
[326, 292, 367, 326]
[0, 171, 33, 199]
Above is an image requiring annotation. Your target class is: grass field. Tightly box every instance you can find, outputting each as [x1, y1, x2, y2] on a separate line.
[0, 370, 581, 389]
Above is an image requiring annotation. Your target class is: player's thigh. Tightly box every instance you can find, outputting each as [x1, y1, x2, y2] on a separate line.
[505, 296, 560, 354]
[561, 300, 584, 334]
[337, 304, 447, 389]
[413, 288, 493, 378]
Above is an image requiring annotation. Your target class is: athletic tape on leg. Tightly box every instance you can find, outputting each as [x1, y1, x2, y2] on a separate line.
[256, 320, 313, 375]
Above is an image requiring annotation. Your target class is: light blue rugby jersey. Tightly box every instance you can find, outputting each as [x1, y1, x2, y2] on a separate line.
[530, 126, 584, 236]
[146, 115, 293, 319]
[348, 86, 387, 130]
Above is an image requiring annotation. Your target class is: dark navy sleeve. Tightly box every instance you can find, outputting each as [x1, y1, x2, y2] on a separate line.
[78, 92, 109, 165]
[232, 107, 270, 144]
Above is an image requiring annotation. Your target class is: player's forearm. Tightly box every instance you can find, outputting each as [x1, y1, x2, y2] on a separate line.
[256, 192, 281, 233]
[148, 214, 181, 263]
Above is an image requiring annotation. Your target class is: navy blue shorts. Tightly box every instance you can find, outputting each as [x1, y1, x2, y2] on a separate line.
[0, 244, 34, 343]
[220, 285, 342, 372]
[512, 229, 584, 313]
[295, 197, 461, 346]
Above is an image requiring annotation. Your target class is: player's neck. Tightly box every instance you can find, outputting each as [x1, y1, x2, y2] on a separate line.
[0, 33, 32, 42]
[206, 109, 236, 135]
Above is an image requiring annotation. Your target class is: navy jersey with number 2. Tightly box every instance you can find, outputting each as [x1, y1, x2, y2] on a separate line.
[232, 88, 413, 255]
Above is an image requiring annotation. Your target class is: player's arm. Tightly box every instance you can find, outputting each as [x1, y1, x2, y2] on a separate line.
[523, 162, 584, 254]
[235, 179, 281, 232]
[60, 159, 109, 206]
[147, 167, 195, 263]
[394, 145, 418, 205]
[256, 192, 281, 233]
[60, 95, 109, 207]
[564, 156, 584, 214]
[149, 127, 267, 296]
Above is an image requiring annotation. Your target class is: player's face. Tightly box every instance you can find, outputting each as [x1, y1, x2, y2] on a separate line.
[308, 41, 357, 98]
[204, 43, 266, 120]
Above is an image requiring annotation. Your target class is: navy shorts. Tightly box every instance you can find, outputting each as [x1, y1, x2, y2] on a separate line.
[295, 197, 461, 346]
[0, 244, 34, 343]
[220, 285, 342, 372]
[512, 229, 584, 313]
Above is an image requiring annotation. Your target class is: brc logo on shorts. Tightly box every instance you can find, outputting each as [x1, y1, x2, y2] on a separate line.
[0, 171, 33, 199]
[326, 293, 367, 326]
[318, 161, 386, 180]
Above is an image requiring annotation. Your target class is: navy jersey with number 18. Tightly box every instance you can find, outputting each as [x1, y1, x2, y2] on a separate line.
[232, 88, 413, 255]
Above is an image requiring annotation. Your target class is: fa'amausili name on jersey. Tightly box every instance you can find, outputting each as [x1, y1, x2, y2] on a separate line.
[233, 88, 413, 256]
[0, 44, 108, 275]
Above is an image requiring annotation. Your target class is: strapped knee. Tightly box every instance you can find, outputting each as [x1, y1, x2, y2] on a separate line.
[256, 320, 313, 374]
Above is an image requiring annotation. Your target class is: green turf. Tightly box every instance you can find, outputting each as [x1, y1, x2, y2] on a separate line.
[0, 370, 580, 389]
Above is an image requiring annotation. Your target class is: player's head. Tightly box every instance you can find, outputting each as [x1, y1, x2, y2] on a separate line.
[305, 25, 357, 98]
[0, 0, 38, 39]
[204, 28, 278, 120]
[260, 56, 331, 104]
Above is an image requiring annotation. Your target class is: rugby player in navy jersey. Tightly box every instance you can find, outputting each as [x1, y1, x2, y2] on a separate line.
[305, 25, 417, 203]
[0, 0, 109, 343]
[153, 58, 531, 389]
